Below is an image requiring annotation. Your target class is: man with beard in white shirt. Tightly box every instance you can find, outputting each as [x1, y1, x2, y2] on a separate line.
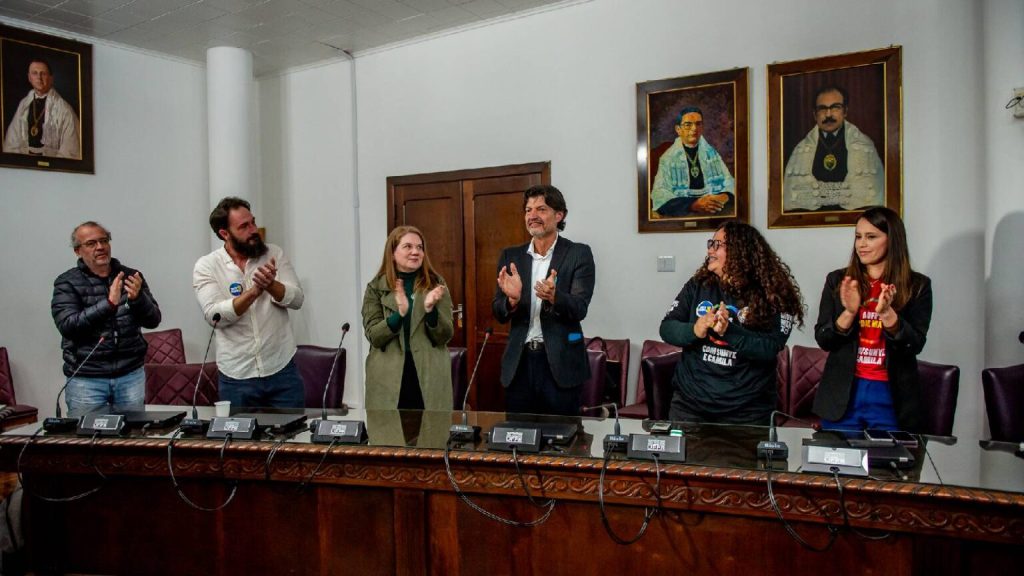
[193, 197, 306, 408]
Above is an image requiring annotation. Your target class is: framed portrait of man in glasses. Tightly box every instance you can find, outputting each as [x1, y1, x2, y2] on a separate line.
[636, 68, 749, 233]
[767, 47, 901, 228]
[1, 24, 94, 174]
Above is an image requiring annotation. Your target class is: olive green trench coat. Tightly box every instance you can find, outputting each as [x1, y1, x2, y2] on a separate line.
[362, 274, 454, 410]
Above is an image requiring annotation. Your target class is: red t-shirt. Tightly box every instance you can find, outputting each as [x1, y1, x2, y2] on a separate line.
[855, 280, 888, 381]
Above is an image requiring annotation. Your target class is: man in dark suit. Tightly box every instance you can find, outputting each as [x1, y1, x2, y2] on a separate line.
[492, 185, 596, 415]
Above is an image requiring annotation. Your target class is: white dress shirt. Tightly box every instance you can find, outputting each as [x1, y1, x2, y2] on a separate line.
[525, 235, 557, 343]
[193, 244, 303, 379]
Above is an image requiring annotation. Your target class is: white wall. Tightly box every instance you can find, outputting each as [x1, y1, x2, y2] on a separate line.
[258, 59, 361, 406]
[0, 18, 210, 411]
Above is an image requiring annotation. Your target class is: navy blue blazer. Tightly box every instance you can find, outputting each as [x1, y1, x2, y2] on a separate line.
[491, 236, 595, 389]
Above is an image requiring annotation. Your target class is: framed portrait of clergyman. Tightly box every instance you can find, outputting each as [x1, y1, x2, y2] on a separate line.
[1, 24, 94, 174]
[767, 47, 901, 228]
[637, 68, 749, 233]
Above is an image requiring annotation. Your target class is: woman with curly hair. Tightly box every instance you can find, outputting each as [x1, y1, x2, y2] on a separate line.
[362, 226, 453, 410]
[659, 222, 804, 424]
[813, 207, 932, 432]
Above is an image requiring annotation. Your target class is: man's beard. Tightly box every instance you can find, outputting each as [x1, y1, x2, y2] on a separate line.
[231, 232, 268, 259]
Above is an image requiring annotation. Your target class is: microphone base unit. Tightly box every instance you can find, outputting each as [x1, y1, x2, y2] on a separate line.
[627, 433, 686, 463]
[207, 416, 259, 440]
[43, 417, 80, 433]
[178, 418, 209, 435]
[448, 423, 481, 443]
[757, 440, 789, 460]
[488, 424, 543, 453]
[77, 414, 126, 437]
[602, 433, 629, 453]
[801, 442, 868, 477]
[309, 419, 366, 444]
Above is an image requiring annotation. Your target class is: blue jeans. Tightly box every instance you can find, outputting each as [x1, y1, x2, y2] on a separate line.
[66, 367, 145, 418]
[821, 377, 899, 431]
[217, 358, 305, 409]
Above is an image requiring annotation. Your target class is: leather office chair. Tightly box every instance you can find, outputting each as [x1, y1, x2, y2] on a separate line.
[620, 340, 682, 419]
[917, 360, 959, 436]
[639, 351, 680, 420]
[294, 345, 345, 409]
[143, 328, 187, 365]
[580, 348, 608, 416]
[776, 346, 790, 417]
[585, 337, 630, 407]
[0, 347, 39, 429]
[449, 347, 468, 410]
[144, 362, 219, 405]
[982, 363, 1024, 442]
[786, 345, 826, 427]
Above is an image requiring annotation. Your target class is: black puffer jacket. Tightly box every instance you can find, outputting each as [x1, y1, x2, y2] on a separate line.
[51, 258, 162, 377]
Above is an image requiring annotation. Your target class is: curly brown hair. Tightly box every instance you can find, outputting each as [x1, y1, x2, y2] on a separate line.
[694, 222, 805, 330]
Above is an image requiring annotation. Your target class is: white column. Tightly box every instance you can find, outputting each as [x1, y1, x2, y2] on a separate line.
[206, 47, 254, 249]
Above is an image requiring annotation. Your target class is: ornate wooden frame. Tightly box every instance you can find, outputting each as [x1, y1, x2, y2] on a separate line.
[637, 68, 749, 233]
[767, 46, 902, 228]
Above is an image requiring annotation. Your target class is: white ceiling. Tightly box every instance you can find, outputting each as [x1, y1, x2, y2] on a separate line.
[0, 0, 569, 75]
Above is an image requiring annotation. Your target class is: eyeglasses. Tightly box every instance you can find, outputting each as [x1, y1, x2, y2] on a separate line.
[680, 121, 703, 129]
[78, 237, 111, 249]
[706, 239, 727, 251]
[814, 103, 845, 114]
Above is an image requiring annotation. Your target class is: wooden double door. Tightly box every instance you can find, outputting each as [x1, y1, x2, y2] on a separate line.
[387, 162, 548, 411]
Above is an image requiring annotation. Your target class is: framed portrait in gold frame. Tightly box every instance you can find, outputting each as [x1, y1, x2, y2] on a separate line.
[637, 68, 748, 233]
[767, 47, 901, 228]
[1, 24, 93, 174]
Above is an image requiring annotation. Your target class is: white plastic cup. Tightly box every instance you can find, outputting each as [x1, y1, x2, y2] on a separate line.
[215, 400, 231, 417]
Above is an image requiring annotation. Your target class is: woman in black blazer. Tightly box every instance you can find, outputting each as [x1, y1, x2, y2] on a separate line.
[813, 207, 933, 432]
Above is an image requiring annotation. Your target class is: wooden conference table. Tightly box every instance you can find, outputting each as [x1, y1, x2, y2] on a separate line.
[0, 407, 1021, 576]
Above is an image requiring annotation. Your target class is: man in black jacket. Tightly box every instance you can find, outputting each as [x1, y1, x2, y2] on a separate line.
[51, 221, 161, 417]
[492, 185, 595, 416]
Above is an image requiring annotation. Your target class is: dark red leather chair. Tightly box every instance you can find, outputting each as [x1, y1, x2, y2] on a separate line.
[449, 347, 468, 409]
[0, 347, 39, 429]
[586, 337, 630, 407]
[580, 348, 608, 416]
[918, 360, 959, 436]
[145, 363, 219, 405]
[621, 340, 682, 419]
[776, 346, 790, 417]
[639, 351, 680, 420]
[143, 328, 187, 365]
[785, 345, 826, 427]
[982, 363, 1024, 442]
[294, 345, 345, 409]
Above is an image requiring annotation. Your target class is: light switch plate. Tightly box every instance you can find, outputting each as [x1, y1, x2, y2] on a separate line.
[657, 255, 675, 272]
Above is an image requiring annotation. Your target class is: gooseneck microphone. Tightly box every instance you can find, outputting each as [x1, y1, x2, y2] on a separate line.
[582, 401, 628, 452]
[450, 327, 492, 441]
[43, 336, 105, 431]
[180, 313, 220, 433]
[320, 322, 350, 421]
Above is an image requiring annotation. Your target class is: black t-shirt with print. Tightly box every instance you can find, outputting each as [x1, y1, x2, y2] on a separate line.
[659, 279, 793, 424]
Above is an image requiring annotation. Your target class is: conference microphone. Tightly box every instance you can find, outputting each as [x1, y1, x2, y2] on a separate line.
[449, 327, 492, 442]
[581, 402, 628, 452]
[757, 410, 817, 460]
[320, 322, 350, 421]
[310, 322, 365, 444]
[180, 313, 221, 434]
[43, 336, 105, 432]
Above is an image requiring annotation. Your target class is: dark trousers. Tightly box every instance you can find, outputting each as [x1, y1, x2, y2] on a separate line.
[218, 358, 305, 409]
[505, 347, 581, 416]
[398, 352, 425, 410]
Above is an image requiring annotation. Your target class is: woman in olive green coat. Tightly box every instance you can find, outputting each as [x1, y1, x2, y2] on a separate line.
[362, 226, 454, 410]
